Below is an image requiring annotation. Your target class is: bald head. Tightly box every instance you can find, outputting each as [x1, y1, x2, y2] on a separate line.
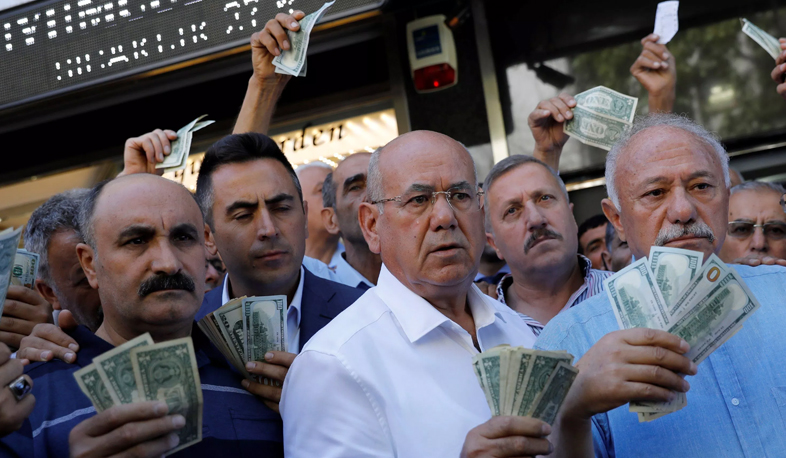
[367, 131, 477, 205]
[81, 174, 203, 250]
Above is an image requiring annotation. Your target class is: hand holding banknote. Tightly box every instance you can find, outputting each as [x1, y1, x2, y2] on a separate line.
[771, 38, 786, 99]
[119, 129, 178, 176]
[241, 350, 296, 413]
[630, 34, 676, 112]
[460, 416, 553, 458]
[68, 401, 185, 458]
[529, 93, 577, 170]
[251, 11, 305, 83]
[558, 328, 695, 422]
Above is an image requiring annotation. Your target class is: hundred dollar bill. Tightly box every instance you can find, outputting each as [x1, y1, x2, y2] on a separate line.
[94, 333, 154, 404]
[131, 337, 203, 455]
[666, 254, 727, 322]
[528, 362, 579, 424]
[605, 258, 671, 330]
[741, 18, 781, 60]
[241, 296, 287, 363]
[74, 364, 117, 412]
[649, 246, 701, 307]
[653, 1, 679, 45]
[0, 227, 23, 320]
[565, 105, 631, 151]
[11, 249, 39, 289]
[156, 115, 214, 174]
[668, 268, 760, 365]
[272, 1, 335, 76]
[513, 352, 572, 416]
[573, 86, 638, 123]
[214, 298, 247, 363]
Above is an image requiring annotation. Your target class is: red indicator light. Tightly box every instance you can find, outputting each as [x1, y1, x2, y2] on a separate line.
[414, 63, 456, 92]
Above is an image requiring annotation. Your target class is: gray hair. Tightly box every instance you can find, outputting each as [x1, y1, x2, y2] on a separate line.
[322, 172, 336, 208]
[367, 140, 478, 214]
[295, 161, 333, 179]
[730, 180, 785, 196]
[24, 188, 89, 284]
[482, 155, 569, 233]
[605, 113, 731, 208]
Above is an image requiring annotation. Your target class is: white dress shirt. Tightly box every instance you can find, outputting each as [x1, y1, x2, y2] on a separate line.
[281, 265, 537, 457]
[331, 252, 375, 289]
[221, 267, 305, 354]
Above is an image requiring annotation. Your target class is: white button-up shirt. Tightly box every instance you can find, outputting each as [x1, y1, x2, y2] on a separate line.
[281, 264, 537, 457]
[221, 267, 306, 354]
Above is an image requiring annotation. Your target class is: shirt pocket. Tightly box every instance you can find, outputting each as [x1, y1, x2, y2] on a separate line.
[229, 407, 283, 442]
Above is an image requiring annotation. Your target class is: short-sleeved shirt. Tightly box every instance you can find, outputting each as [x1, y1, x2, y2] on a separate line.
[1, 325, 284, 458]
[535, 264, 786, 458]
[496, 254, 612, 335]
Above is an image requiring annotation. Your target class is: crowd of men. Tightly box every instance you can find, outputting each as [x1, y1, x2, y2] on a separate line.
[0, 10, 785, 458]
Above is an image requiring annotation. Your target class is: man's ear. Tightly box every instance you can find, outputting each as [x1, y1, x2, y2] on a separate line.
[321, 207, 340, 236]
[205, 223, 218, 257]
[601, 198, 626, 242]
[486, 232, 504, 261]
[358, 203, 381, 254]
[302, 200, 310, 240]
[35, 279, 61, 310]
[76, 243, 100, 290]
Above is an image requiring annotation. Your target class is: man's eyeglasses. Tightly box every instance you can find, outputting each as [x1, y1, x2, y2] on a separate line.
[371, 188, 484, 216]
[727, 221, 786, 240]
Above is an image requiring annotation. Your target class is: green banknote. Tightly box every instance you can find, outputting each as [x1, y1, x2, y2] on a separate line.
[272, 1, 335, 77]
[94, 333, 154, 404]
[131, 337, 203, 455]
[573, 86, 638, 123]
[564, 105, 631, 151]
[649, 246, 702, 307]
[741, 18, 781, 60]
[241, 296, 287, 363]
[529, 362, 579, 424]
[213, 298, 247, 364]
[11, 249, 39, 289]
[605, 258, 671, 330]
[503, 349, 534, 416]
[74, 364, 117, 412]
[0, 227, 23, 320]
[477, 349, 503, 416]
[513, 352, 572, 417]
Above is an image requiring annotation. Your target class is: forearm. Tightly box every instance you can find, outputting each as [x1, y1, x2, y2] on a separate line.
[533, 146, 562, 172]
[545, 415, 594, 458]
[233, 76, 289, 134]
[648, 87, 676, 113]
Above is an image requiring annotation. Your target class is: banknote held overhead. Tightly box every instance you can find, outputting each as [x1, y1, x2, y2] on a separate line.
[406, 15, 458, 93]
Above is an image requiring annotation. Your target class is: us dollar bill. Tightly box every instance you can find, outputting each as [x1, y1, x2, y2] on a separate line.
[156, 115, 214, 174]
[564, 105, 632, 151]
[573, 86, 638, 123]
[272, 1, 335, 76]
[474, 348, 504, 416]
[74, 364, 117, 412]
[11, 249, 39, 289]
[649, 246, 701, 307]
[0, 227, 23, 320]
[131, 337, 203, 455]
[668, 268, 761, 364]
[666, 254, 727, 322]
[513, 352, 573, 417]
[503, 349, 535, 416]
[606, 258, 671, 330]
[93, 333, 154, 404]
[741, 18, 781, 60]
[528, 362, 579, 424]
[241, 296, 287, 363]
[213, 297, 248, 364]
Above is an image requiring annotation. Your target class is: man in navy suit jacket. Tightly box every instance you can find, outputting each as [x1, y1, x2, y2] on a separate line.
[195, 132, 363, 413]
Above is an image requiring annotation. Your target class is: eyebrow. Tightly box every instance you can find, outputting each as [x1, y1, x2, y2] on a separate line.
[265, 193, 295, 206]
[342, 173, 366, 194]
[170, 223, 199, 238]
[405, 181, 472, 194]
[226, 199, 259, 215]
[641, 171, 716, 187]
[117, 224, 156, 243]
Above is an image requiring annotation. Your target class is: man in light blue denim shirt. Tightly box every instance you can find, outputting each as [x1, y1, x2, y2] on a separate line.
[536, 113, 786, 458]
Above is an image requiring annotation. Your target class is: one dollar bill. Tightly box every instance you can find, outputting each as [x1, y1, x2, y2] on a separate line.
[272, 1, 335, 77]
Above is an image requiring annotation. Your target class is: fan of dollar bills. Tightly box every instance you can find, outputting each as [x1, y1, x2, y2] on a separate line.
[472, 346, 578, 425]
[197, 295, 287, 383]
[74, 334, 203, 455]
[0, 225, 41, 320]
[605, 246, 761, 422]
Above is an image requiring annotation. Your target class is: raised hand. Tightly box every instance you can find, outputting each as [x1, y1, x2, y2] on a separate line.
[250, 11, 305, 84]
[528, 93, 576, 171]
[241, 350, 296, 413]
[631, 34, 677, 113]
[118, 129, 178, 176]
[770, 38, 786, 99]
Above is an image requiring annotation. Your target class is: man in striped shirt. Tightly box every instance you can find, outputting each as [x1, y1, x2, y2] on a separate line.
[484, 155, 611, 336]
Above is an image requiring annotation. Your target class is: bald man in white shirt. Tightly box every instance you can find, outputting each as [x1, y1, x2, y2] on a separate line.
[281, 131, 550, 458]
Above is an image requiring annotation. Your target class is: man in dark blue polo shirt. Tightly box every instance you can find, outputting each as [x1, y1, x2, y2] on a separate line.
[1, 174, 284, 457]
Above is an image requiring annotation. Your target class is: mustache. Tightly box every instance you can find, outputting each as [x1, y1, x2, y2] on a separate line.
[654, 221, 716, 246]
[138, 272, 196, 298]
[524, 227, 563, 254]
